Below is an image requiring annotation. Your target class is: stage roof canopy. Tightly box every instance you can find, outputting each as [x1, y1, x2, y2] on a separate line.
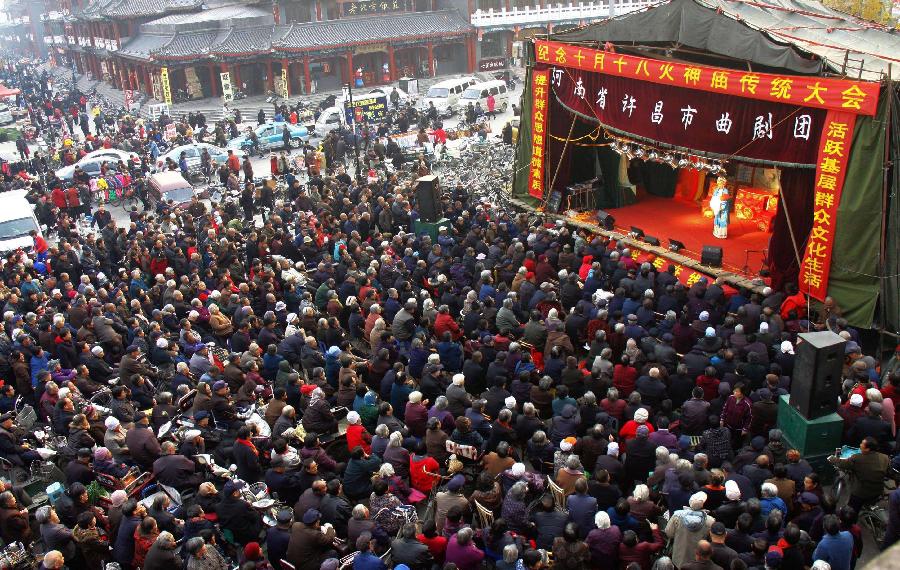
[551, 0, 900, 81]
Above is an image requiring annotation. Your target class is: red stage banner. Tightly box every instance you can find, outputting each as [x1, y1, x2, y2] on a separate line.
[535, 40, 880, 116]
[799, 111, 856, 301]
[541, 62, 826, 165]
[530, 69, 550, 199]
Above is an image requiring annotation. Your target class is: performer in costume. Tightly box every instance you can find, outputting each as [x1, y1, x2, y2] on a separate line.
[709, 176, 732, 239]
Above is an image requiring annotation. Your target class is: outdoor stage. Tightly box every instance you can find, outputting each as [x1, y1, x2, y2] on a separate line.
[605, 195, 772, 275]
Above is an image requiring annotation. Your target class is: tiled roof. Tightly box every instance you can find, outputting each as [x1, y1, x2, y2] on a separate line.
[211, 26, 275, 55]
[76, 0, 201, 20]
[274, 10, 473, 51]
[155, 30, 218, 58]
[118, 33, 172, 60]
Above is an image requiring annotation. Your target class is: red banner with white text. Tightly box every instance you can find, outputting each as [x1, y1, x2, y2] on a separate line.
[529, 69, 549, 199]
[534, 40, 880, 116]
[799, 111, 856, 301]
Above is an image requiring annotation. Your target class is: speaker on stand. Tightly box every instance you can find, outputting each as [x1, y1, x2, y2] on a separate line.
[415, 175, 441, 223]
[789, 331, 845, 419]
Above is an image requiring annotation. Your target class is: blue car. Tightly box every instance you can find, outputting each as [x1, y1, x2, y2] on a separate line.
[229, 121, 309, 152]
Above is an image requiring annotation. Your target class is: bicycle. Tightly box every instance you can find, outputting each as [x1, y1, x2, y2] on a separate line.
[830, 446, 895, 546]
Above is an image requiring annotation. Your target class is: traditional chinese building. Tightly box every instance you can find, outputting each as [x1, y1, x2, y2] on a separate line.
[513, 0, 900, 331]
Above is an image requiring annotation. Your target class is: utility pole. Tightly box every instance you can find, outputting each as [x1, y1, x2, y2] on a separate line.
[346, 81, 361, 178]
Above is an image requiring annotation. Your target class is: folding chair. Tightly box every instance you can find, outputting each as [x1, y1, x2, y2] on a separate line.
[547, 476, 567, 513]
[474, 499, 495, 530]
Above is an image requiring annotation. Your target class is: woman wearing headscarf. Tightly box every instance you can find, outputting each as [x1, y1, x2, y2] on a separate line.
[93, 447, 130, 478]
[585, 511, 622, 566]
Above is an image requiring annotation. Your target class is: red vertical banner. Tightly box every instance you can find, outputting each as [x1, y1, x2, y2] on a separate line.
[799, 111, 856, 300]
[529, 69, 549, 199]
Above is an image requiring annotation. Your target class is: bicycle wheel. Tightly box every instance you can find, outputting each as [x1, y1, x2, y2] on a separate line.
[863, 509, 887, 545]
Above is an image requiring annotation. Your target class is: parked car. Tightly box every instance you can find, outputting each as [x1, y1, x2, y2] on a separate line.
[156, 143, 229, 172]
[55, 149, 136, 181]
[0, 103, 13, 125]
[362, 86, 413, 106]
[0, 190, 42, 254]
[148, 171, 197, 211]
[228, 121, 309, 153]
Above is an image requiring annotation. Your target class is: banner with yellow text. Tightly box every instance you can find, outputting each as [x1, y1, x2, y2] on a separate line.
[530, 69, 549, 199]
[799, 111, 856, 301]
[159, 67, 172, 106]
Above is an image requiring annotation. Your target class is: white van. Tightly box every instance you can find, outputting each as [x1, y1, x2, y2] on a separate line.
[457, 79, 510, 114]
[0, 191, 42, 254]
[422, 76, 477, 117]
[314, 106, 344, 137]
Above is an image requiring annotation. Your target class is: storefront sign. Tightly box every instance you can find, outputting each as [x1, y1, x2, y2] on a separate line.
[529, 69, 549, 199]
[534, 40, 880, 116]
[799, 111, 856, 301]
[220, 71, 233, 103]
[280, 68, 289, 98]
[479, 57, 507, 72]
[344, 95, 387, 125]
[159, 66, 172, 106]
[343, 0, 404, 16]
[151, 73, 162, 102]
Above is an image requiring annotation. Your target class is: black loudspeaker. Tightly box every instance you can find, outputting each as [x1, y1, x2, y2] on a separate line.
[701, 245, 723, 267]
[644, 235, 661, 247]
[416, 175, 441, 222]
[790, 331, 846, 420]
[597, 210, 615, 231]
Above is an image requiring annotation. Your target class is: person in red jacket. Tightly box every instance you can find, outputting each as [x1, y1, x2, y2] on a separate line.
[51, 185, 67, 210]
[696, 366, 721, 401]
[345, 411, 371, 454]
[434, 306, 462, 340]
[65, 186, 81, 218]
[30, 230, 48, 262]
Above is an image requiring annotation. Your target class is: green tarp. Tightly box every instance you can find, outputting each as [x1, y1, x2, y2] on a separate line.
[826, 89, 888, 329]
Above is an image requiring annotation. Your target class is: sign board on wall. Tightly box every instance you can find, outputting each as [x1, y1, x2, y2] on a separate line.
[220, 72, 234, 103]
[479, 57, 507, 72]
[159, 66, 172, 106]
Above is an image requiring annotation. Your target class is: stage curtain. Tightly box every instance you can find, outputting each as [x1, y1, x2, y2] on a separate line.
[767, 168, 814, 290]
[512, 60, 539, 205]
[639, 162, 677, 197]
[590, 147, 622, 208]
[884, 87, 900, 333]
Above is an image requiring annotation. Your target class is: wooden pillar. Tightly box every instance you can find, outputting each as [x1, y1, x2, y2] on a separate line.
[209, 63, 217, 97]
[427, 43, 434, 77]
[266, 60, 274, 90]
[388, 44, 396, 82]
[466, 36, 476, 73]
[506, 33, 513, 59]
[114, 22, 121, 50]
[303, 55, 311, 95]
[315, 0, 322, 20]
[233, 64, 241, 90]
[346, 52, 353, 85]
[144, 65, 152, 95]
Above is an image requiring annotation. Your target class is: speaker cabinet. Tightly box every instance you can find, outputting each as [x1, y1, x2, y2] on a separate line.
[790, 331, 846, 420]
[416, 175, 441, 223]
[701, 245, 723, 267]
[597, 210, 615, 231]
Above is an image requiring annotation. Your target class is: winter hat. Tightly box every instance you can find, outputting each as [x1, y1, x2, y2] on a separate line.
[725, 480, 741, 501]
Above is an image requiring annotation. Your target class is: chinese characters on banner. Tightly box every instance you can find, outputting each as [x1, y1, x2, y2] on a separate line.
[343, 0, 403, 16]
[530, 69, 549, 199]
[799, 111, 856, 300]
[159, 67, 172, 106]
[534, 40, 879, 116]
[220, 72, 234, 103]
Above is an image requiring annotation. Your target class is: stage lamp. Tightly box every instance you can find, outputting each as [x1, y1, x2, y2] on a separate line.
[633, 147, 645, 159]
[609, 141, 621, 154]
[664, 154, 677, 168]
[677, 158, 690, 169]
[668, 238, 686, 252]
[629, 226, 645, 240]
[624, 146, 636, 160]
[648, 151, 659, 162]
[644, 235, 661, 246]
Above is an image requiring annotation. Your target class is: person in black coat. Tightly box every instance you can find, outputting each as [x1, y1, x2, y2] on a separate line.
[64, 448, 97, 486]
[142, 531, 180, 570]
[847, 402, 893, 452]
[264, 457, 305, 506]
[232, 425, 263, 483]
[216, 480, 263, 545]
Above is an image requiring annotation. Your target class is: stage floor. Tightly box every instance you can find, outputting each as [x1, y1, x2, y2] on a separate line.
[606, 196, 772, 274]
